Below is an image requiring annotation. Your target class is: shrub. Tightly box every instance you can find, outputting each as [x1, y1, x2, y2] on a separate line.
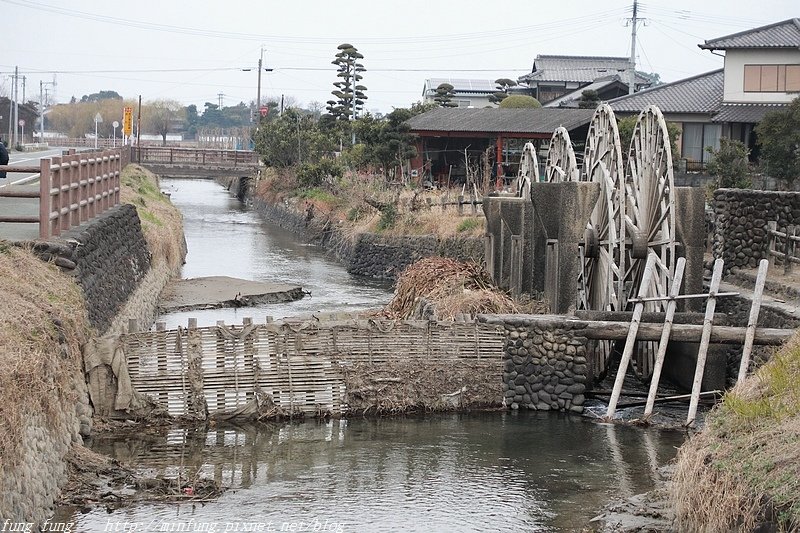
[376, 204, 397, 231]
[498, 95, 542, 109]
[296, 159, 344, 189]
[706, 138, 752, 189]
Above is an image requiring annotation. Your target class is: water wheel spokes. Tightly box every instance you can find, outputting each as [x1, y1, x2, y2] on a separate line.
[544, 127, 579, 183]
[622, 105, 678, 380]
[516, 141, 538, 198]
[577, 104, 625, 377]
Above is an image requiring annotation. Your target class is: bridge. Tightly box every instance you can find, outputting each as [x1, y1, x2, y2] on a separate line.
[0, 146, 259, 240]
[132, 146, 260, 178]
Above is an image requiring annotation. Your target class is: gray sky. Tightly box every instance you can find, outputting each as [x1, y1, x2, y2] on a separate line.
[2, 0, 798, 114]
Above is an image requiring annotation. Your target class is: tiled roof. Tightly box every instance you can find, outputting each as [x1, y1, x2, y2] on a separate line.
[713, 103, 791, 123]
[609, 70, 724, 115]
[406, 108, 594, 135]
[700, 18, 800, 50]
[423, 78, 497, 95]
[544, 76, 626, 108]
[518, 55, 651, 85]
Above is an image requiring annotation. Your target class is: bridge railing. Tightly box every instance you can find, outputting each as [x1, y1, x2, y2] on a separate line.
[131, 146, 259, 168]
[0, 147, 124, 239]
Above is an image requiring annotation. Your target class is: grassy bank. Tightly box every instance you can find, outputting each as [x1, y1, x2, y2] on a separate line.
[120, 164, 184, 269]
[672, 335, 800, 531]
[255, 167, 486, 241]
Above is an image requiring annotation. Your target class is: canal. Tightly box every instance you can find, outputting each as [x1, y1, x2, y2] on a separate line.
[65, 178, 686, 531]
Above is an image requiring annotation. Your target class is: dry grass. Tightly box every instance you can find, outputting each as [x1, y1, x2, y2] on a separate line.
[672, 332, 800, 531]
[382, 257, 523, 320]
[120, 164, 185, 269]
[0, 244, 90, 472]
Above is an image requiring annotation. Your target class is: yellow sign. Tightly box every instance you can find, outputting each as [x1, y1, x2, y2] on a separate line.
[123, 107, 133, 136]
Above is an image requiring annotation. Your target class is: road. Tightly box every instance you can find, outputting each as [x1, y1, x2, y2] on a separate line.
[0, 147, 67, 240]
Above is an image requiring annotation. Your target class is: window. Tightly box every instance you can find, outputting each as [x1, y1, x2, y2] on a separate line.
[743, 64, 800, 92]
[682, 123, 721, 168]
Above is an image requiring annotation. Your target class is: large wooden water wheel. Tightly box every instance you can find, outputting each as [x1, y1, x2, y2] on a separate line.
[621, 105, 678, 379]
[577, 104, 626, 377]
[515, 142, 538, 198]
[544, 127, 579, 183]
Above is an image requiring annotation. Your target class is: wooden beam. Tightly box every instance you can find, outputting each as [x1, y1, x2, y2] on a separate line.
[581, 320, 791, 345]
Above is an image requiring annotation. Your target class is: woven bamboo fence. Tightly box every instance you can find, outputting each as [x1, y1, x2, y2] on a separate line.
[122, 318, 506, 419]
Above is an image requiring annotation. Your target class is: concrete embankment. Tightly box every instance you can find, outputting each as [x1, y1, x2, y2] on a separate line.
[0, 164, 185, 525]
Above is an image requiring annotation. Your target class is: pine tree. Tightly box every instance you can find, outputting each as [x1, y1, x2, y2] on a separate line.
[433, 83, 458, 108]
[326, 43, 367, 121]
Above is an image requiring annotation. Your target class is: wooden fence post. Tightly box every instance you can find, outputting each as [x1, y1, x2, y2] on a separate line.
[785, 225, 794, 275]
[38, 158, 51, 239]
[768, 221, 777, 270]
[186, 318, 208, 419]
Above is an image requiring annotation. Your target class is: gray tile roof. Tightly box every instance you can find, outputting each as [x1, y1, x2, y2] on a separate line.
[406, 108, 594, 135]
[609, 70, 724, 115]
[700, 18, 800, 50]
[518, 55, 651, 85]
[713, 103, 791, 123]
[544, 76, 626, 108]
[424, 79, 497, 95]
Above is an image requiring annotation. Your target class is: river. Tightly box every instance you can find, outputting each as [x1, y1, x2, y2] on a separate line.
[63, 178, 685, 532]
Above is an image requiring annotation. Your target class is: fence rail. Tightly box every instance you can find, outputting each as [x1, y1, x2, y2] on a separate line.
[767, 221, 800, 274]
[0, 147, 127, 239]
[131, 146, 259, 168]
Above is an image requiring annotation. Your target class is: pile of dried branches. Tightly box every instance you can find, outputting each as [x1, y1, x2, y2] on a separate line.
[383, 257, 520, 320]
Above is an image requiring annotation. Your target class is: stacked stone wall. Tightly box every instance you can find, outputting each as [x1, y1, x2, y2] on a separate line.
[713, 188, 800, 272]
[481, 315, 589, 413]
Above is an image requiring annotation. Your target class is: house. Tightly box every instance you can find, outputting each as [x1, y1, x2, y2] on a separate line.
[544, 74, 633, 108]
[517, 55, 652, 104]
[422, 79, 499, 108]
[610, 18, 800, 170]
[405, 107, 594, 184]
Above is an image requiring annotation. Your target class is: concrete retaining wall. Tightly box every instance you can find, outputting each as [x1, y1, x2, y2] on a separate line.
[480, 315, 589, 413]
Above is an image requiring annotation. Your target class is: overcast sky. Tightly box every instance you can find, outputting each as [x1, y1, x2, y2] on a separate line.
[2, 0, 797, 114]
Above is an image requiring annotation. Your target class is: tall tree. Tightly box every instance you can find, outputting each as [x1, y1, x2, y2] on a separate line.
[326, 43, 367, 121]
[146, 99, 185, 145]
[756, 96, 800, 189]
[433, 83, 458, 108]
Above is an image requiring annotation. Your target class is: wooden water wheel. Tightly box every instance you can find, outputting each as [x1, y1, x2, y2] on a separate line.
[622, 105, 678, 380]
[577, 104, 626, 377]
[544, 127, 579, 183]
[515, 142, 538, 199]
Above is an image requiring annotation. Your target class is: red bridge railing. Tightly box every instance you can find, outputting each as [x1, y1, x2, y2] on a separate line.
[0, 147, 125, 240]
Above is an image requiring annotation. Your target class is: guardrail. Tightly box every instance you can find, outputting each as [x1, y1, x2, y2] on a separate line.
[0, 147, 127, 239]
[131, 146, 259, 168]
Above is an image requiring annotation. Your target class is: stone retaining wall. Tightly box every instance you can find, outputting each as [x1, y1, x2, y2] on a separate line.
[247, 190, 484, 280]
[713, 188, 800, 272]
[480, 315, 589, 413]
[30, 204, 151, 334]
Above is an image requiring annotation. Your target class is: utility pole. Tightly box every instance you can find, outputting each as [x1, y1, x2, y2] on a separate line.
[6, 75, 12, 142]
[626, 0, 644, 95]
[257, 46, 263, 111]
[13, 66, 19, 146]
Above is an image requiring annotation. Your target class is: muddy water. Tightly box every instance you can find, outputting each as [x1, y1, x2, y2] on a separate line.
[157, 178, 392, 329]
[60, 178, 686, 531]
[66, 413, 684, 532]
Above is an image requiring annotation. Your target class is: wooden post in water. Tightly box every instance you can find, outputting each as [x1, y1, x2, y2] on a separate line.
[243, 317, 255, 403]
[687, 258, 724, 426]
[156, 321, 167, 407]
[216, 320, 226, 411]
[644, 258, 686, 417]
[606, 253, 657, 418]
[737, 259, 769, 385]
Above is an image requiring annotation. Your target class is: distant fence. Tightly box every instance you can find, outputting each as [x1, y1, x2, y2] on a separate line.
[131, 146, 259, 169]
[120, 317, 505, 419]
[0, 147, 127, 239]
[767, 221, 800, 274]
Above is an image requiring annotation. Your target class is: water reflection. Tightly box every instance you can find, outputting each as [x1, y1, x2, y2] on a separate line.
[158, 178, 393, 328]
[68, 413, 683, 532]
